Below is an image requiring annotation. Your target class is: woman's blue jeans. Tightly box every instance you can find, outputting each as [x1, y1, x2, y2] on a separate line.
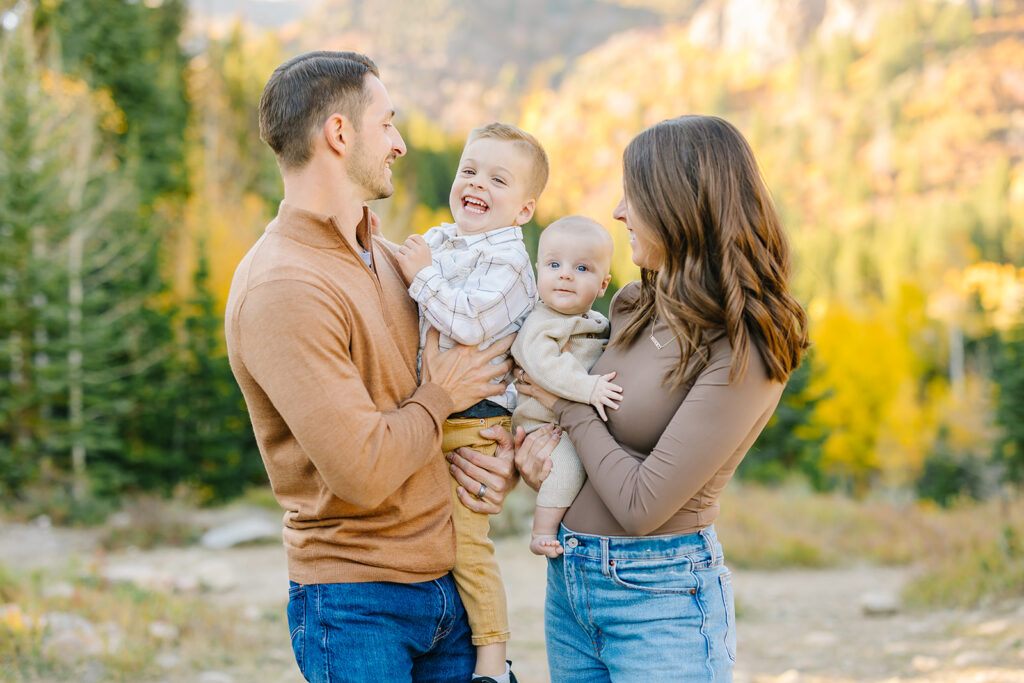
[286, 573, 474, 682]
[545, 524, 736, 682]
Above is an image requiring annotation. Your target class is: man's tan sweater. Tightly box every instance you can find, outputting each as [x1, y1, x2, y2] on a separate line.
[225, 202, 456, 584]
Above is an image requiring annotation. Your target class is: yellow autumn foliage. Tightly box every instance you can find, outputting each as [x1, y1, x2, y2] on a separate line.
[808, 290, 941, 493]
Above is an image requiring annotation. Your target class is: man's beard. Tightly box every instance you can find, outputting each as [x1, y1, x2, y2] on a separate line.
[347, 136, 393, 200]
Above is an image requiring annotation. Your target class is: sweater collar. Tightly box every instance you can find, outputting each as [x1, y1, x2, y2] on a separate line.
[269, 201, 372, 253]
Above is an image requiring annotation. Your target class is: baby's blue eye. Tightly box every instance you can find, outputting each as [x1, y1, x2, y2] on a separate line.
[493, 177, 507, 185]
[547, 262, 560, 269]
[576, 265, 589, 272]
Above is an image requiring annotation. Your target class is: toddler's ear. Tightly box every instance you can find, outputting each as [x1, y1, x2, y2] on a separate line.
[598, 273, 612, 297]
[515, 198, 536, 226]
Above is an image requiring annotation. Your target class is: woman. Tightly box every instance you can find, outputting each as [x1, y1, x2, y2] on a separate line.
[515, 115, 809, 682]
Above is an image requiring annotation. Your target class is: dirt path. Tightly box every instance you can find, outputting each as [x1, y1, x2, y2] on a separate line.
[4, 522, 1024, 682]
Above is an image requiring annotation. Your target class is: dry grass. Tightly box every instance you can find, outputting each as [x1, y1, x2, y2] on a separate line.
[715, 483, 1024, 607]
[496, 481, 1024, 606]
[0, 562, 289, 682]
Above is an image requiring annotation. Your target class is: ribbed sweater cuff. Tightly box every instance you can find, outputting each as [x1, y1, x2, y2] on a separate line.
[407, 382, 456, 422]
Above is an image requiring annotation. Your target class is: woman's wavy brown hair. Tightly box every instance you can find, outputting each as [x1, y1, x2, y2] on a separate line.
[613, 115, 809, 385]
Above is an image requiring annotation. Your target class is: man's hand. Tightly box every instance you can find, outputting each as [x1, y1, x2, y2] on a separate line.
[396, 234, 432, 285]
[421, 327, 515, 412]
[447, 424, 520, 514]
[589, 372, 622, 421]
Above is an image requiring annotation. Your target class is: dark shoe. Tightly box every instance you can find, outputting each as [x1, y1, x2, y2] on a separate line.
[470, 660, 518, 683]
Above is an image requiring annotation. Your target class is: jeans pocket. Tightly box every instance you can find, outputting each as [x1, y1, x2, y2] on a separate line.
[719, 570, 737, 663]
[287, 583, 306, 673]
[607, 556, 698, 595]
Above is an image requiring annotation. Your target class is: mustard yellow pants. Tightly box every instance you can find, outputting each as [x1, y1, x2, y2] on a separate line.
[442, 415, 512, 647]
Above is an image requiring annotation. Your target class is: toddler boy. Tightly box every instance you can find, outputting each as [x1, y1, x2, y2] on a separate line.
[395, 122, 548, 683]
[511, 215, 621, 557]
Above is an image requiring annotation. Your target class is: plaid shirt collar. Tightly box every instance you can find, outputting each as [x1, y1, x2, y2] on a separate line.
[434, 222, 524, 249]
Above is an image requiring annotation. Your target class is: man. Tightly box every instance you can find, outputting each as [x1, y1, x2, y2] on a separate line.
[225, 51, 519, 682]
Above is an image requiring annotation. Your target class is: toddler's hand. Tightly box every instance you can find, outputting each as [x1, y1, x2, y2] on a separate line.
[589, 372, 622, 422]
[396, 234, 432, 285]
[365, 205, 382, 236]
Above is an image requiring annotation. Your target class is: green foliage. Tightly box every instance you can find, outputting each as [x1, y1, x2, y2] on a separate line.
[0, 16, 144, 499]
[740, 356, 828, 488]
[36, 0, 191, 202]
[1, 9, 262, 507]
[0, 19, 55, 494]
[993, 329, 1024, 485]
[915, 428, 986, 507]
[175, 243, 265, 501]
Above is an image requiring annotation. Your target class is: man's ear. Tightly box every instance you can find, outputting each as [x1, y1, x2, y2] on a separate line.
[324, 113, 349, 156]
[598, 273, 612, 297]
[514, 198, 536, 226]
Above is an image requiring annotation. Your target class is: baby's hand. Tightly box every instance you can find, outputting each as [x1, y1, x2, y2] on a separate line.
[589, 372, 622, 422]
[396, 234, 432, 285]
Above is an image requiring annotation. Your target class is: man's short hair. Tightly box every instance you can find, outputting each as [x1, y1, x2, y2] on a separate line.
[466, 122, 549, 200]
[259, 51, 380, 170]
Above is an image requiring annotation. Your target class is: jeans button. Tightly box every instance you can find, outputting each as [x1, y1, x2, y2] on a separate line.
[566, 537, 579, 549]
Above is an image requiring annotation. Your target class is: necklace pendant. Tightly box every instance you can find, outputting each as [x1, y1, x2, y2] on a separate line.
[650, 332, 664, 350]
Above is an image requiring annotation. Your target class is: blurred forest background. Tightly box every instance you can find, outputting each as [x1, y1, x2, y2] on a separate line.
[3, 1, 1024, 680]
[1, 0, 1022, 525]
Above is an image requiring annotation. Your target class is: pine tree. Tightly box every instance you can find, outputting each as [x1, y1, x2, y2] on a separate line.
[0, 16, 66, 495]
[176, 241, 264, 501]
[993, 330, 1024, 486]
[740, 355, 829, 488]
[36, 0, 191, 203]
[0, 10, 178, 503]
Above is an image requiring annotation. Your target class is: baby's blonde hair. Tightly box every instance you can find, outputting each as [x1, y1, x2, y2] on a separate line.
[467, 122, 549, 199]
[541, 215, 614, 272]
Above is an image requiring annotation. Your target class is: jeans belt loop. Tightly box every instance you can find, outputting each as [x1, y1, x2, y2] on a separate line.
[700, 527, 718, 566]
[600, 537, 611, 577]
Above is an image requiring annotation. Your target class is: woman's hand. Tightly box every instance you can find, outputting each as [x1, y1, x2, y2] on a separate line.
[447, 424, 520, 514]
[513, 423, 561, 491]
[513, 368, 560, 410]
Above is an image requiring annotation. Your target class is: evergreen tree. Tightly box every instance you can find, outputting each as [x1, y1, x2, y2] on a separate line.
[35, 0, 191, 203]
[1, 11, 180, 503]
[0, 16, 66, 495]
[993, 330, 1024, 486]
[176, 241, 264, 501]
[740, 355, 828, 488]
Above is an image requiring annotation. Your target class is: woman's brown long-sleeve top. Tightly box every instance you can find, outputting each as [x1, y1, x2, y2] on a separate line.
[554, 282, 786, 537]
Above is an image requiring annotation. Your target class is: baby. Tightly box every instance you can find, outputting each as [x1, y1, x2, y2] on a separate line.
[512, 215, 621, 557]
[396, 122, 548, 683]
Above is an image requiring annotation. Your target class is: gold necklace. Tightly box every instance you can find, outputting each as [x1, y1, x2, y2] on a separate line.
[649, 316, 681, 350]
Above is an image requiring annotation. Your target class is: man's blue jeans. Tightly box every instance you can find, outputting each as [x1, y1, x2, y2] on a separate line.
[545, 524, 736, 682]
[287, 573, 474, 682]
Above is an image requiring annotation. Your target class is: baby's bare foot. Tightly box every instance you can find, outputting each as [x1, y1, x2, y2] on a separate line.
[530, 534, 563, 558]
